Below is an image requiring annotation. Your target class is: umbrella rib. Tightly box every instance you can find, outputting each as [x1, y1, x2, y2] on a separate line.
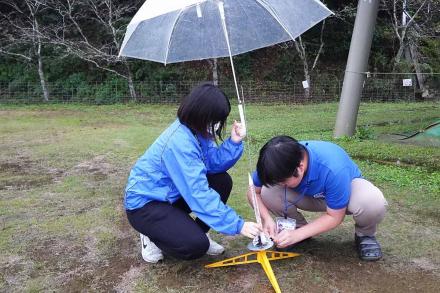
[164, 9, 186, 65]
[236, 0, 261, 51]
[254, 0, 297, 41]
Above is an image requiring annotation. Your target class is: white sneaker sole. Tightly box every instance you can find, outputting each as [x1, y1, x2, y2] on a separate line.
[206, 250, 224, 256]
[142, 254, 163, 263]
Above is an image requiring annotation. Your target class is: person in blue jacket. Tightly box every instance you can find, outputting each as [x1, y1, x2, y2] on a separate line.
[125, 83, 262, 263]
[248, 136, 387, 261]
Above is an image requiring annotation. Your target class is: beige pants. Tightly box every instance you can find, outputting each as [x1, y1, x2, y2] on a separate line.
[261, 178, 388, 236]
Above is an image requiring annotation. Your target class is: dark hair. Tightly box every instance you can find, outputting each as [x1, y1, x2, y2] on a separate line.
[256, 136, 306, 186]
[177, 82, 231, 140]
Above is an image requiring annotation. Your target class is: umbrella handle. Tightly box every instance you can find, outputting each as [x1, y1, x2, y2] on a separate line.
[238, 104, 247, 136]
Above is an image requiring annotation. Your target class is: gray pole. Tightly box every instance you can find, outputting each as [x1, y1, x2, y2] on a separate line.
[334, 0, 380, 137]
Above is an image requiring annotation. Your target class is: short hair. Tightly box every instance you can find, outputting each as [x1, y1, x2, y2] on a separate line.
[177, 82, 230, 141]
[256, 136, 306, 186]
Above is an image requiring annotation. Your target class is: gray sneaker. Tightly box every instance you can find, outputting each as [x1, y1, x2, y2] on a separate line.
[205, 233, 225, 255]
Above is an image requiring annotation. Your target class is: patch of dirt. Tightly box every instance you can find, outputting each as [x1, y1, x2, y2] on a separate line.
[61, 255, 137, 292]
[416, 208, 440, 224]
[71, 155, 115, 181]
[411, 257, 440, 275]
[114, 265, 144, 293]
[0, 255, 35, 289]
[3, 212, 138, 292]
[29, 237, 89, 273]
[0, 159, 62, 190]
[53, 213, 139, 291]
[60, 237, 138, 291]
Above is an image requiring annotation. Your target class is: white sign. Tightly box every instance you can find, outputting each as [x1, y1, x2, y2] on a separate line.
[402, 79, 413, 87]
[302, 80, 309, 89]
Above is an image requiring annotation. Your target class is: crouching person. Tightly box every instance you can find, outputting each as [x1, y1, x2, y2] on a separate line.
[248, 136, 387, 261]
[124, 83, 261, 263]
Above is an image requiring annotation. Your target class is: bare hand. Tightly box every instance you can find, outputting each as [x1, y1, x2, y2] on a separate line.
[262, 216, 277, 238]
[273, 229, 302, 248]
[230, 120, 246, 143]
[240, 222, 262, 239]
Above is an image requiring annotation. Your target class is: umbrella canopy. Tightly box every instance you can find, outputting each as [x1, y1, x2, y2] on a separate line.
[119, 0, 333, 64]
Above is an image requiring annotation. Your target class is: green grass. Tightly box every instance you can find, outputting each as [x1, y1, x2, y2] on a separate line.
[0, 102, 439, 292]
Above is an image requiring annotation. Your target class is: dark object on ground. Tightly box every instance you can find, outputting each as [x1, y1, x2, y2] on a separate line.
[355, 234, 383, 261]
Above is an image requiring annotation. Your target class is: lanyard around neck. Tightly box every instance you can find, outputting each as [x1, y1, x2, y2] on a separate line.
[283, 183, 309, 218]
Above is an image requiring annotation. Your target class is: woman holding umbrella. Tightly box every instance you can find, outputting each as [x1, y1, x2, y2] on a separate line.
[124, 82, 262, 263]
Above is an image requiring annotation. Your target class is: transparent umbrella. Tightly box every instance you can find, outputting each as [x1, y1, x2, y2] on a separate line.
[119, 0, 333, 128]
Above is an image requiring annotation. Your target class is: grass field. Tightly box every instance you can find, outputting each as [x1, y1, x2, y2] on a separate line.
[0, 102, 439, 292]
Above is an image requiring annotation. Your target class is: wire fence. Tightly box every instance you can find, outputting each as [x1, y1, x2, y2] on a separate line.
[0, 73, 438, 104]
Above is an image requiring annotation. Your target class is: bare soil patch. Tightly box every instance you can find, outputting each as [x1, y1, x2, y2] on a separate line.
[71, 155, 116, 181]
[0, 159, 61, 190]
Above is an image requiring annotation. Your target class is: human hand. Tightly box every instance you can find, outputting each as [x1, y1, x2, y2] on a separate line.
[262, 216, 277, 238]
[273, 229, 303, 248]
[230, 120, 246, 143]
[240, 222, 262, 239]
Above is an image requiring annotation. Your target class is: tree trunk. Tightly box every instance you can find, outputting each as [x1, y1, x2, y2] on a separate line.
[127, 74, 136, 102]
[212, 58, 219, 86]
[303, 61, 310, 100]
[293, 38, 311, 100]
[394, 40, 405, 65]
[37, 41, 49, 102]
[124, 62, 137, 101]
[304, 74, 311, 100]
[409, 43, 427, 99]
[403, 45, 411, 62]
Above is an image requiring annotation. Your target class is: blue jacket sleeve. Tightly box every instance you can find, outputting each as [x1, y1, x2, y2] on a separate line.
[204, 137, 244, 173]
[162, 140, 244, 235]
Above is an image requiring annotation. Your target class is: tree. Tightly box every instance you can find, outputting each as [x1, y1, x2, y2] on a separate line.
[278, 19, 327, 100]
[47, 0, 141, 100]
[209, 58, 219, 86]
[383, 0, 439, 96]
[0, 0, 50, 101]
[294, 20, 326, 99]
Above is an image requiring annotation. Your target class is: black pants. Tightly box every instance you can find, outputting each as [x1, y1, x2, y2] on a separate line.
[126, 172, 233, 260]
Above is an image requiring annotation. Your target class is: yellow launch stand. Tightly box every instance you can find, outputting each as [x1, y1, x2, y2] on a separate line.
[205, 250, 300, 293]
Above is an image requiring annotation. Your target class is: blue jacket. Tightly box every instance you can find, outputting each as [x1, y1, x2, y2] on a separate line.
[124, 119, 245, 235]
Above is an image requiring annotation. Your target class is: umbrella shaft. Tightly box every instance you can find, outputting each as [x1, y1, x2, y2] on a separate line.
[218, 1, 241, 105]
[248, 173, 262, 225]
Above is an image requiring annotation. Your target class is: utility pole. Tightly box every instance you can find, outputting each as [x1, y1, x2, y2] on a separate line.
[334, 0, 379, 137]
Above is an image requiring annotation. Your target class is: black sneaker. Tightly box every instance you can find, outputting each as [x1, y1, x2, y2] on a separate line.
[355, 234, 382, 261]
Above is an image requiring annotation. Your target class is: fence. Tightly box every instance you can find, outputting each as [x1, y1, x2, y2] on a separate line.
[0, 73, 438, 104]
